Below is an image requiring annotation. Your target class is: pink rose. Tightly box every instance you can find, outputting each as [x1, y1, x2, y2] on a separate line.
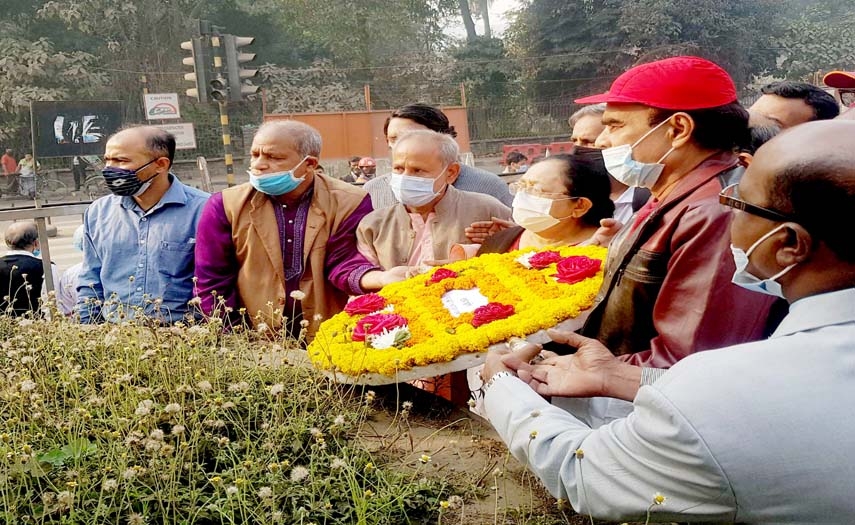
[471, 303, 515, 327]
[345, 293, 386, 315]
[528, 250, 563, 269]
[552, 256, 602, 285]
[426, 268, 459, 285]
[352, 314, 408, 342]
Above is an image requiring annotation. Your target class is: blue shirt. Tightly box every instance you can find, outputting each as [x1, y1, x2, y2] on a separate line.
[76, 176, 209, 323]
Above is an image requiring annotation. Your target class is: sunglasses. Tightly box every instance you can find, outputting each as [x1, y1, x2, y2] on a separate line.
[719, 183, 797, 222]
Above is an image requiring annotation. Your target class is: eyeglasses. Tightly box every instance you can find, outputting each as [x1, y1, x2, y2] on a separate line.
[508, 181, 571, 199]
[840, 89, 855, 107]
[719, 183, 797, 222]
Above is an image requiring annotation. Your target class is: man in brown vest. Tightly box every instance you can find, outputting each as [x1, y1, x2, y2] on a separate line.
[194, 121, 407, 339]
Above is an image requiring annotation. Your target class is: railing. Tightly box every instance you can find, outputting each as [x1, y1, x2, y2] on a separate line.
[0, 201, 91, 293]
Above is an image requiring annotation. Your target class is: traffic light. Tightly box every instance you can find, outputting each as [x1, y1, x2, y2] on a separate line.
[209, 77, 229, 102]
[223, 35, 259, 101]
[180, 37, 211, 103]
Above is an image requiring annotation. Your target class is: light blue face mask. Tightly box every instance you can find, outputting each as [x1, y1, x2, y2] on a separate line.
[600, 118, 675, 189]
[33, 249, 41, 257]
[249, 157, 308, 196]
[730, 223, 797, 299]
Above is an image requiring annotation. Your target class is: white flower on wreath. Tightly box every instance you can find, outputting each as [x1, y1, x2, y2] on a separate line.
[368, 325, 412, 350]
[515, 252, 536, 269]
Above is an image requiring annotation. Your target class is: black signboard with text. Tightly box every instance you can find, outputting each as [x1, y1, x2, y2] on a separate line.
[30, 101, 123, 158]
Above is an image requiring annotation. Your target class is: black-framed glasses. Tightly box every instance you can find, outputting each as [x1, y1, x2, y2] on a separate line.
[719, 183, 797, 222]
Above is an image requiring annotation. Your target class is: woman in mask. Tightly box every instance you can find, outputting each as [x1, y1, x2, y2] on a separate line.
[460, 150, 614, 257]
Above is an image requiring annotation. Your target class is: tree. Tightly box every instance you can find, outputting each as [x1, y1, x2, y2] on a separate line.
[773, 0, 855, 80]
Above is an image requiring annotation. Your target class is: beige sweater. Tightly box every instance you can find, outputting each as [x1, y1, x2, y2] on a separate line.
[356, 185, 510, 269]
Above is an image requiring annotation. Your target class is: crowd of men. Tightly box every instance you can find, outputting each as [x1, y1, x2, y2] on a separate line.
[2, 54, 854, 522]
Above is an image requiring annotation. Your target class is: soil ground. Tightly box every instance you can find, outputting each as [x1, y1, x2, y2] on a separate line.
[359, 384, 625, 525]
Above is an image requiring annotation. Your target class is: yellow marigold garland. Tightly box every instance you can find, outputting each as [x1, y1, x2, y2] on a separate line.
[308, 245, 607, 376]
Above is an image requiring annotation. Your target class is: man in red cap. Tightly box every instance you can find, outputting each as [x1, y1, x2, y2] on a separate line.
[824, 70, 855, 109]
[558, 57, 778, 375]
[356, 156, 377, 184]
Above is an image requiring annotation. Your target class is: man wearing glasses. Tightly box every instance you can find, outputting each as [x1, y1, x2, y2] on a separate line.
[481, 119, 855, 523]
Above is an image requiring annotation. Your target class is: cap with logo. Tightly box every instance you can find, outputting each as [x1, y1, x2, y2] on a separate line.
[575, 56, 737, 110]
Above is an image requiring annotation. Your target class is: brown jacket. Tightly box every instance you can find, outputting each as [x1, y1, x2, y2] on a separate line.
[356, 185, 510, 269]
[221, 174, 368, 337]
[581, 153, 779, 367]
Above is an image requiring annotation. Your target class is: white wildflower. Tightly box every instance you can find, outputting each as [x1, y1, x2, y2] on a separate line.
[268, 383, 285, 396]
[171, 424, 186, 436]
[102, 478, 118, 492]
[149, 429, 165, 441]
[257, 486, 273, 499]
[196, 380, 213, 392]
[330, 458, 347, 470]
[227, 381, 250, 392]
[257, 322, 269, 333]
[134, 400, 154, 416]
[164, 403, 182, 414]
[332, 415, 346, 426]
[289, 290, 306, 301]
[290, 466, 309, 482]
[225, 485, 239, 496]
[19, 379, 37, 392]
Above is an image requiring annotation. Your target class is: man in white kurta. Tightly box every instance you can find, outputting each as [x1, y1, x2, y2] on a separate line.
[481, 120, 855, 523]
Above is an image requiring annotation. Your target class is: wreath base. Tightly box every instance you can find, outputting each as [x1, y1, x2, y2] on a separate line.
[314, 315, 588, 386]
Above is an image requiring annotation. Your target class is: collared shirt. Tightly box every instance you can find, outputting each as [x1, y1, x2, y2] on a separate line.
[271, 190, 314, 319]
[76, 176, 209, 323]
[612, 186, 636, 225]
[406, 211, 436, 266]
[57, 262, 83, 316]
[364, 164, 514, 209]
[486, 287, 855, 523]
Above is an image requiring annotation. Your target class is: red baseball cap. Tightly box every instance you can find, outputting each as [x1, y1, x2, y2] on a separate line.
[575, 56, 737, 110]
[823, 71, 855, 89]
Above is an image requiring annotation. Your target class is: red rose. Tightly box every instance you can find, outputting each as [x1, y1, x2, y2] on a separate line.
[552, 256, 602, 285]
[426, 268, 459, 285]
[345, 293, 386, 315]
[528, 250, 563, 269]
[471, 302, 515, 327]
[352, 314, 408, 342]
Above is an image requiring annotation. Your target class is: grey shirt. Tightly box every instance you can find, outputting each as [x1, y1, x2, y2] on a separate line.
[363, 164, 513, 209]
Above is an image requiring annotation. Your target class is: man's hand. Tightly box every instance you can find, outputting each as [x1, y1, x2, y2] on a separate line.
[465, 217, 516, 244]
[517, 329, 642, 401]
[579, 218, 623, 247]
[482, 337, 542, 384]
[359, 266, 409, 290]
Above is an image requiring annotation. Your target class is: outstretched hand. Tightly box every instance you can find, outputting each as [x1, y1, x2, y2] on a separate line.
[465, 217, 516, 244]
[514, 329, 641, 401]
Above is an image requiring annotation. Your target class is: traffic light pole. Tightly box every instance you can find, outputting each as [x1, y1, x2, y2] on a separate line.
[210, 35, 236, 187]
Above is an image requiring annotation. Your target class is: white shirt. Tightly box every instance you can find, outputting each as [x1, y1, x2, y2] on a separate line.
[485, 287, 855, 523]
[612, 186, 636, 225]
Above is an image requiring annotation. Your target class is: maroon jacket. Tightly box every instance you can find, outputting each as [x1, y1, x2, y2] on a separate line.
[581, 152, 778, 368]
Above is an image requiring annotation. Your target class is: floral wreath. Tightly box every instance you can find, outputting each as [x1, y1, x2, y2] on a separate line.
[308, 245, 607, 377]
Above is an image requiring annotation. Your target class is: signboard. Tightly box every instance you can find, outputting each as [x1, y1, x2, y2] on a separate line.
[153, 123, 197, 150]
[144, 93, 181, 120]
[30, 101, 123, 158]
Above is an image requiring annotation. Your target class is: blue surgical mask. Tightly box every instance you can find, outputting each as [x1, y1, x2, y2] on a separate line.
[249, 157, 308, 196]
[102, 158, 159, 197]
[32, 249, 41, 257]
[730, 223, 796, 299]
[601, 119, 675, 189]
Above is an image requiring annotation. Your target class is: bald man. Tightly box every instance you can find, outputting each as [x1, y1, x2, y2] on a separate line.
[76, 126, 209, 324]
[482, 120, 855, 522]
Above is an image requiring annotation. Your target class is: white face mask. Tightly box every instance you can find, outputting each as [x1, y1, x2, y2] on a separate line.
[389, 167, 448, 207]
[731, 223, 797, 299]
[601, 118, 675, 189]
[512, 191, 573, 233]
